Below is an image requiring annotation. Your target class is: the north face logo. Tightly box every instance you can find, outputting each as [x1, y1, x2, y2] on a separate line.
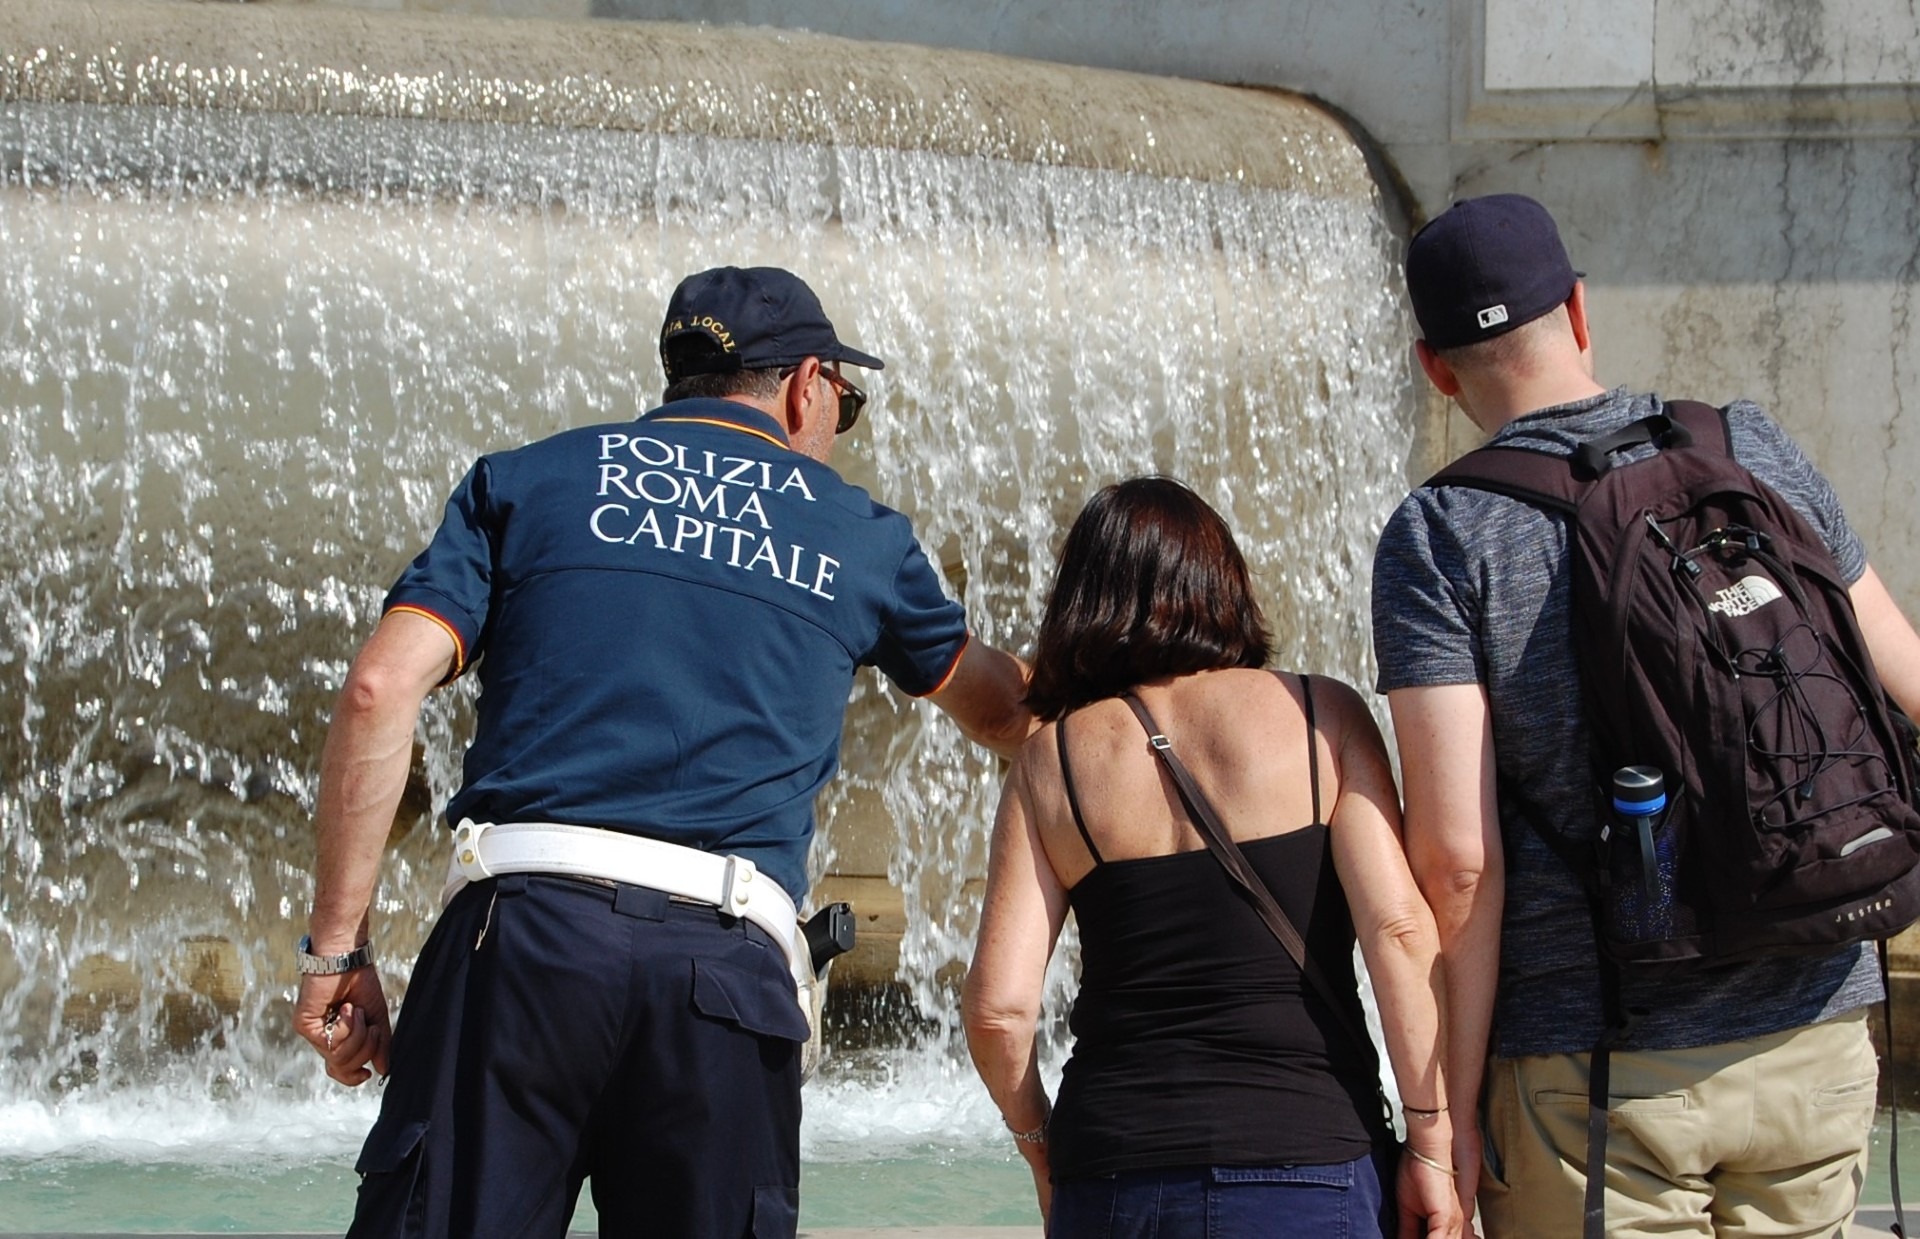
[1708, 574, 1785, 618]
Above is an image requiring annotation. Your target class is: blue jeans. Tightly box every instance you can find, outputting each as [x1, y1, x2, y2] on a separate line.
[1050, 1150, 1395, 1239]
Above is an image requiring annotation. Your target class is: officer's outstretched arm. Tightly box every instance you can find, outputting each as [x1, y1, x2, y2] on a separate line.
[294, 609, 455, 1085]
[1852, 564, 1920, 721]
[927, 638, 1036, 761]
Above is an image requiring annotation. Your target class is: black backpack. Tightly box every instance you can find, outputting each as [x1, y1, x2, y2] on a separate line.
[1431, 398, 1920, 1238]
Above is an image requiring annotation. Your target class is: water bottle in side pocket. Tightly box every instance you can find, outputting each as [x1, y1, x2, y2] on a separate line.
[1601, 765, 1678, 944]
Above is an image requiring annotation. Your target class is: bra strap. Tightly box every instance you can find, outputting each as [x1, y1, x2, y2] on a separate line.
[1300, 673, 1323, 826]
[1055, 711, 1103, 866]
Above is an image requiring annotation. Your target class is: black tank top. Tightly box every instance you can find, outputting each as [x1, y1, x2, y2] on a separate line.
[1047, 675, 1391, 1181]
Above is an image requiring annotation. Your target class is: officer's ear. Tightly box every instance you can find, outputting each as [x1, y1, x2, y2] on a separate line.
[782, 356, 822, 436]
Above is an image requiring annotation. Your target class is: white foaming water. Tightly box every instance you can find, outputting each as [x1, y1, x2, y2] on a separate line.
[0, 29, 1415, 1187]
[0, 1090, 379, 1164]
[0, 1057, 1013, 1164]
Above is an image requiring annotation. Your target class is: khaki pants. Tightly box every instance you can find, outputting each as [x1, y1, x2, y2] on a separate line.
[1478, 1009, 1878, 1239]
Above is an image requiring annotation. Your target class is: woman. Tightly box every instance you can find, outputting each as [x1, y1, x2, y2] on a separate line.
[963, 477, 1460, 1239]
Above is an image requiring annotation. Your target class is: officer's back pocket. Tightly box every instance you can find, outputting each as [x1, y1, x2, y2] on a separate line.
[690, 957, 809, 1042]
[348, 1119, 430, 1239]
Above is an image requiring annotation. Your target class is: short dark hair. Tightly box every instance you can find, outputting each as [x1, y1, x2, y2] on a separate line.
[1025, 476, 1271, 721]
[661, 365, 784, 405]
[1433, 302, 1565, 372]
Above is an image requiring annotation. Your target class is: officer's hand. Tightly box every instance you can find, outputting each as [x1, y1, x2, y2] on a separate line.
[294, 968, 392, 1085]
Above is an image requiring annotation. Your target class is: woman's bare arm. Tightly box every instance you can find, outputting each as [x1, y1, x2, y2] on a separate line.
[962, 747, 1071, 1223]
[1319, 679, 1463, 1238]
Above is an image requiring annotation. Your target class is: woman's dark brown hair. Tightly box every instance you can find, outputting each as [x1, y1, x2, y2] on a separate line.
[1025, 476, 1271, 721]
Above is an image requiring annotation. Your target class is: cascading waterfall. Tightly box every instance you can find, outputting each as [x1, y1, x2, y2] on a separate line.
[0, 2, 1417, 1220]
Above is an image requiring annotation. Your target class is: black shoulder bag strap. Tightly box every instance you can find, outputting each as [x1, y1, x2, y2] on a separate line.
[1117, 691, 1379, 1064]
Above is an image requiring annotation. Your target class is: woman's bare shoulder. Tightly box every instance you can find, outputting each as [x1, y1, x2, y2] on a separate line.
[1297, 672, 1375, 723]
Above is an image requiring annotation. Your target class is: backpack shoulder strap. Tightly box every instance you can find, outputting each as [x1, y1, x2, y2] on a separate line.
[1426, 402, 1723, 509]
[1426, 443, 1581, 513]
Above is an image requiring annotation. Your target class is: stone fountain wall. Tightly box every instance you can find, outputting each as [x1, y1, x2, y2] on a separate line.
[305, 0, 1920, 1094]
[0, 0, 1418, 1093]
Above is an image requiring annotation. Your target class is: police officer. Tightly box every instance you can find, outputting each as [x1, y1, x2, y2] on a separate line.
[292, 267, 1035, 1239]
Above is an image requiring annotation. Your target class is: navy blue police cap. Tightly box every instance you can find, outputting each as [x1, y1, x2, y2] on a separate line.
[1405, 194, 1582, 349]
[660, 266, 885, 381]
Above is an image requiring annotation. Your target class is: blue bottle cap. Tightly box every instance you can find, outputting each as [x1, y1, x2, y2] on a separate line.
[1611, 765, 1666, 816]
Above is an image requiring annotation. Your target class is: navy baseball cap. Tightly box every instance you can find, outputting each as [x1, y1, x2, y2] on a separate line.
[1405, 194, 1582, 349]
[659, 266, 884, 381]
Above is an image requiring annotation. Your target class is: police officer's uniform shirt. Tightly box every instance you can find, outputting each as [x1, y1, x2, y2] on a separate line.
[385, 398, 970, 903]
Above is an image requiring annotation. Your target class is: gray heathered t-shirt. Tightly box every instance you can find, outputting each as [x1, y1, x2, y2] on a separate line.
[1372, 388, 1881, 1058]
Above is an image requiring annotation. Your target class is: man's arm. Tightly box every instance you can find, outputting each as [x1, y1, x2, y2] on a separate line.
[1852, 564, 1920, 719]
[927, 638, 1035, 761]
[1389, 682, 1504, 1217]
[293, 609, 455, 1085]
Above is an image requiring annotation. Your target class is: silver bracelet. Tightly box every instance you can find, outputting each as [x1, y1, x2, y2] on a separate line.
[1005, 1111, 1050, 1145]
[1405, 1145, 1457, 1178]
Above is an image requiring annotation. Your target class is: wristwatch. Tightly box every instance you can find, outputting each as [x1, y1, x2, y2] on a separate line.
[296, 935, 375, 976]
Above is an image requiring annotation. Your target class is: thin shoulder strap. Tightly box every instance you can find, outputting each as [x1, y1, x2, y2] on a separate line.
[1055, 711, 1103, 866]
[1299, 672, 1323, 826]
[1118, 692, 1378, 1063]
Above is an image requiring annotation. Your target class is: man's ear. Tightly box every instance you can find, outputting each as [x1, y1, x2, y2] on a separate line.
[782, 356, 820, 435]
[1414, 339, 1459, 397]
[1567, 281, 1592, 354]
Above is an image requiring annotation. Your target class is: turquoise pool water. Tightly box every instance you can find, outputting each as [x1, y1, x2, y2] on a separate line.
[0, 1150, 1040, 1232]
[1, 1109, 1910, 1232]
[0, 1056, 1043, 1231]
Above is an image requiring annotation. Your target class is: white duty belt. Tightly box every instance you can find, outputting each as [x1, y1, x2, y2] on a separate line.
[446, 819, 803, 977]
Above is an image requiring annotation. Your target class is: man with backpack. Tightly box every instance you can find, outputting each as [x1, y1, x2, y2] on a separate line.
[1372, 192, 1920, 1237]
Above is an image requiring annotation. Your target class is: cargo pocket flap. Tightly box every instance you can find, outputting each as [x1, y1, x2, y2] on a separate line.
[691, 957, 809, 1041]
[354, 1118, 429, 1175]
[751, 1184, 798, 1239]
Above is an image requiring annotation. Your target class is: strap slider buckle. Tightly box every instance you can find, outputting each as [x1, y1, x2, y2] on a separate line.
[453, 818, 493, 878]
[1147, 733, 1172, 751]
[721, 854, 758, 914]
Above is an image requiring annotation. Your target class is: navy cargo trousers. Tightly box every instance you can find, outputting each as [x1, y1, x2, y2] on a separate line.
[345, 873, 807, 1239]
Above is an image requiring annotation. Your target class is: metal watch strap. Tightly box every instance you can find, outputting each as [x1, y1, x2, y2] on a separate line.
[296, 935, 374, 976]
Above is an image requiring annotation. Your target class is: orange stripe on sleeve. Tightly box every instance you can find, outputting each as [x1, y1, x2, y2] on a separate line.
[916, 633, 973, 698]
[386, 604, 468, 681]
